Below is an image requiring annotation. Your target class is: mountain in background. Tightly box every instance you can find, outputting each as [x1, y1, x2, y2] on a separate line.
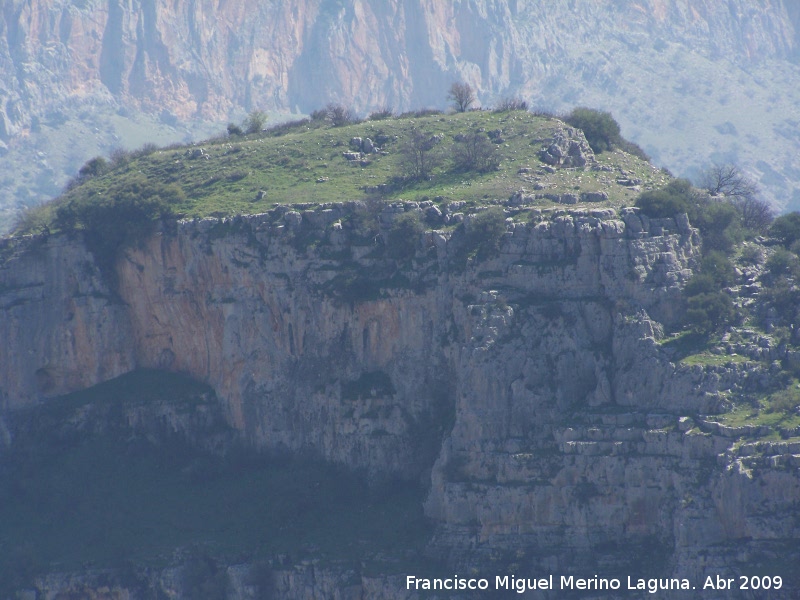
[1, 0, 799, 231]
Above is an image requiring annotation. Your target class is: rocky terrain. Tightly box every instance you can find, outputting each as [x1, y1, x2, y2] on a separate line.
[2, 180, 799, 596]
[1, 0, 799, 232]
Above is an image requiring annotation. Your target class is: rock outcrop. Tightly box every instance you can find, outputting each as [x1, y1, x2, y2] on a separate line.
[2, 206, 799, 598]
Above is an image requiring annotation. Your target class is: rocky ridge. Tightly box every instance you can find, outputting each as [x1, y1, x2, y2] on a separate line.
[2, 201, 799, 598]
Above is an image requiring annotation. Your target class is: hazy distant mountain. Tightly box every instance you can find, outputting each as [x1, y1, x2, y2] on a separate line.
[1, 0, 798, 230]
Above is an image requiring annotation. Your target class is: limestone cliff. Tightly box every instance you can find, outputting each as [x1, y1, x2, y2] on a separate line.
[2, 203, 799, 598]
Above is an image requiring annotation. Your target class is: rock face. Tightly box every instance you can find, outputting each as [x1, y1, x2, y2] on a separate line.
[2, 207, 799, 598]
[2, 0, 797, 123]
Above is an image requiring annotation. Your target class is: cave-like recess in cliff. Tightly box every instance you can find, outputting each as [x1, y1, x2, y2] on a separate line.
[0, 369, 432, 589]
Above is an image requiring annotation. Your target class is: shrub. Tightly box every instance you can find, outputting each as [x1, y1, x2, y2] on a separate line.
[616, 138, 650, 161]
[350, 198, 383, 242]
[466, 207, 507, 260]
[493, 97, 528, 112]
[226, 122, 243, 137]
[635, 186, 691, 218]
[451, 131, 499, 172]
[387, 211, 424, 260]
[739, 244, 765, 266]
[696, 164, 772, 233]
[765, 384, 800, 414]
[734, 195, 773, 234]
[685, 291, 737, 334]
[398, 128, 443, 180]
[700, 250, 736, 286]
[759, 280, 800, 325]
[56, 175, 185, 264]
[636, 180, 746, 253]
[692, 201, 742, 253]
[327, 103, 357, 127]
[564, 107, 621, 153]
[398, 108, 443, 119]
[681, 251, 737, 333]
[65, 156, 109, 190]
[369, 107, 394, 120]
[243, 110, 268, 134]
[183, 550, 227, 600]
[765, 248, 800, 279]
[307, 103, 357, 126]
[683, 274, 715, 298]
[264, 118, 312, 137]
[770, 212, 800, 248]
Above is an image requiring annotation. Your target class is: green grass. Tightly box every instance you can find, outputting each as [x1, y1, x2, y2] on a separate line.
[715, 380, 800, 430]
[19, 111, 663, 233]
[680, 352, 748, 367]
[0, 370, 431, 588]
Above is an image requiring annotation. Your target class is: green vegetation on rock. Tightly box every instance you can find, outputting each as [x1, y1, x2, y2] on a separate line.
[13, 109, 664, 238]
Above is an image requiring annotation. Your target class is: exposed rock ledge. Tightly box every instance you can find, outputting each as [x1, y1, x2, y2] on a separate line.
[2, 205, 798, 598]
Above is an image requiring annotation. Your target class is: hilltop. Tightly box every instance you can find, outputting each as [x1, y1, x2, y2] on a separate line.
[15, 108, 664, 234]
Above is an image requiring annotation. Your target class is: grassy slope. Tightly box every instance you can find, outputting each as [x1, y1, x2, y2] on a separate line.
[26, 110, 666, 228]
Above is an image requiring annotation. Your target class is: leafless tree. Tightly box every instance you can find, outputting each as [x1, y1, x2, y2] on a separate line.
[310, 103, 356, 127]
[699, 164, 757, 199]
[326, 103, 356, 127]
[493, 97, 528, 112]
[452, 131, 499, 172]
[399, 128, 443, 180]
[735, 195, 774, 233]
[447, 82, 477, 112]
[697, 164, 773, 232]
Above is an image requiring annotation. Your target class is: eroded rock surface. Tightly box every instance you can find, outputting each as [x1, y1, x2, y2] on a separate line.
[2, 206, 798, 598]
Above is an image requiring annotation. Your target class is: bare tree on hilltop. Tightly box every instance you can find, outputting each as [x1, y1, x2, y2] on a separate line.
[448, 82, 476, 112]
[698, 164, 773, 233]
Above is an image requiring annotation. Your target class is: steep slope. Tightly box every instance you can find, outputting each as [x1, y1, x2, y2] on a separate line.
[1, 0, 799, 232]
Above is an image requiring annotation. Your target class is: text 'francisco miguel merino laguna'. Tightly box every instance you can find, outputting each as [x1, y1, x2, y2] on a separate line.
[406, 574, 695, 594]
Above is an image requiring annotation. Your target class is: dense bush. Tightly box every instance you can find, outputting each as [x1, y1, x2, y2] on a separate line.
[684, 291, 737, 333]
[564, 107, 621, 153]
[765, 248, 800, 279]
[770, 212, 800, 248]
[56, 175, 185, 261]
[309, 103, 357, 127]
[387, 211, 424, 260]
[369, 107, 394, 120]
[636, 179, 746, 253]
[635, 179, 694, 218]
[691, 201, 742, 253]
[616, 138, 650, 161]
[398, 108, 443, 118]
[493, 97, 528, 112]
[696, 164, 773, 233]
[451, 131, 500, 172]
[243, 110, 268, 134]
[398, 128, 443, 180]
[681, 251, 737, 333]
[65, 156, 109, 190]
[465, 207, 507, 260]
[759, 280, 800, 326]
